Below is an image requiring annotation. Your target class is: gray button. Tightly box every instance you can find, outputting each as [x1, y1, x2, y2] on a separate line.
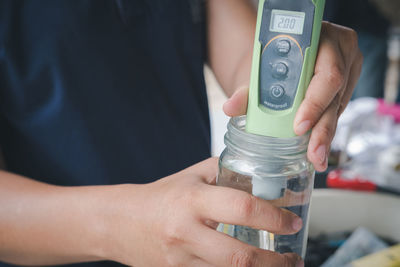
[276, 40, 291, 55]
[270, 85, 285, 98]
[273, 62, 288, 78]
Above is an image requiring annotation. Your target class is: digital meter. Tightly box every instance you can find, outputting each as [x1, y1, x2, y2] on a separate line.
[246, 0, 325, 137]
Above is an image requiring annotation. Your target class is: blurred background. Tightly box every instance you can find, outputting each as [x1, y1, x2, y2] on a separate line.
[206, 1, 400, 266]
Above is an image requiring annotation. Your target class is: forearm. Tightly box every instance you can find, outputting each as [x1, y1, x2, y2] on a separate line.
[207, 0, 257, 97]
[0, 170, 138, 265]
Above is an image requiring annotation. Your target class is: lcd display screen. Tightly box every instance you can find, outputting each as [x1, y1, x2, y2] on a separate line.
[270, 9, 305, 35]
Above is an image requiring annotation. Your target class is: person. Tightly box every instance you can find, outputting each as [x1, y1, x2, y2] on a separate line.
[324, 0, 389, 100]
[0, 1, 362, 266]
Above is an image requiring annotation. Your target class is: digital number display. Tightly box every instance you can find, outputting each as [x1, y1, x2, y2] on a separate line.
[270, 10, 305, 35]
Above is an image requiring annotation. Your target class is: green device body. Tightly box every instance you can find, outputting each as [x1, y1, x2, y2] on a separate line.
[246, 0, 325, 137]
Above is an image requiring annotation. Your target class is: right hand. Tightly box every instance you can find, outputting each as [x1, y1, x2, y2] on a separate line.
[103, 158, 304, 267]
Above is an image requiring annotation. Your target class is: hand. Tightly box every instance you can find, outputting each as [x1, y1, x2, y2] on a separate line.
[104, 158, 304, 267]
[223, 22, 363, 172]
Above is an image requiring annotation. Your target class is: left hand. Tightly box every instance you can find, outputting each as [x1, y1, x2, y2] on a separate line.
[223, 22, 363, 172]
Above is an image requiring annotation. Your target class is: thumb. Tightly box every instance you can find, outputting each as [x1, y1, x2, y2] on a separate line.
[223, 87, 249, 117]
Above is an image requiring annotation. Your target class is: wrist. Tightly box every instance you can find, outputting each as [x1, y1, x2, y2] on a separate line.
[91, 183, 147, 264]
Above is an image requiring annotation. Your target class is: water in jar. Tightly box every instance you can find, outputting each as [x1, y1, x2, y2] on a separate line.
[216, 161, 313, 257]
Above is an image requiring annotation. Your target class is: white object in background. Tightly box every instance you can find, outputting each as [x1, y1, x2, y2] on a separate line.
[379, 145, 400, 191]
[204, 66, 230, 157]
[331, 97, 400, 186]
[210, 110, 229, 156]
[309, 189, 400, 243]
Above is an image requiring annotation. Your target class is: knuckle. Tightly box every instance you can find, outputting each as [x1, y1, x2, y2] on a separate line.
[331, 95, 341, 113]
[274, 208, 285, 231]
[341, 28, 362, 62]
[321, 21, 333, 34]
[235, 194, 257, 221]
[338, 103, 345, 116]
[326, 65, 345, 89]
[164, 254, 183, 267]
[346, 28, 359, 48]
[230, 249, 257, 267]
[280, 254, 297, 267]
[317, 123, 334, 141]
[180, 183, 201, 209]
[163, 222, 185, 247]
[308, 98, 326, 115]
[164, 255, 177, 267]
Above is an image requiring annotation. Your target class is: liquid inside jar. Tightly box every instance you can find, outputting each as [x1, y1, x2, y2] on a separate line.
[216, 161, 313, 257]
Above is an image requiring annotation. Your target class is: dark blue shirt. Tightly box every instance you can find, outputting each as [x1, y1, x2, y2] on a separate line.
[0, 0, 210, 266]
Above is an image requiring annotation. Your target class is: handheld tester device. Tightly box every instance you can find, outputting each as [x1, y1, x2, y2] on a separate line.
[246, 0, 325, 137]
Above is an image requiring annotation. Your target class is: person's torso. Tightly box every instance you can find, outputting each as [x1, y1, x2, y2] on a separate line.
[0, 1, 209, 265]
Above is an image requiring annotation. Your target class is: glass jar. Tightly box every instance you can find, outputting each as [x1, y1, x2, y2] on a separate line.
[216, 116, 314, 258]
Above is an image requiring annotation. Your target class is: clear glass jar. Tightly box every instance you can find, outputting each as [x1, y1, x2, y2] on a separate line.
[216, 116, 314, 258]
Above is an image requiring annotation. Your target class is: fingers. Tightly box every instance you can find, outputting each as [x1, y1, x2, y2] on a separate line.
[338, 50, 363, 115]
[223, 87, 249, 116]
[307, 95, 340, 171]
[306, 49, 361, 172]
[294, 44, 344, 171]
[306, 50, 363, 172]
[292, 22, 362, 171]
[293, 66, 344, 136]
[194, 184, 303, 235]
[191, 225, 302, 267]
[294, 28, 346, 136]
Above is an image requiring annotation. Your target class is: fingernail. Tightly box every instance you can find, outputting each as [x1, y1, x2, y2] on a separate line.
[316, 145, 326, 164]
[292, 217, 303, 232]
[323, 155, 328, 169]
[222, 100, 230, 110]
[230, 89, 242, 99]
[223, 91, 237, 107]
[295, 120, 311, 135]
[296, 260, 305, 267]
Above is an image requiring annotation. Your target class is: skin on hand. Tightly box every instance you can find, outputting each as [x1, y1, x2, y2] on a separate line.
[0, 158, 303, 267]
[223, 22, 363, 172]
[104, 158, 304, 267]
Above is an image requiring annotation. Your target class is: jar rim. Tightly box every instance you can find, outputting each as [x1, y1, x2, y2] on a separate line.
[225, 116, 310, 157]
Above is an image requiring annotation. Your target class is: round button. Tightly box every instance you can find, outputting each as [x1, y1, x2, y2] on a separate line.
[276, 39, 291, 55]
[273, 62, 288, 78]
[270, 85, 285, 98]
